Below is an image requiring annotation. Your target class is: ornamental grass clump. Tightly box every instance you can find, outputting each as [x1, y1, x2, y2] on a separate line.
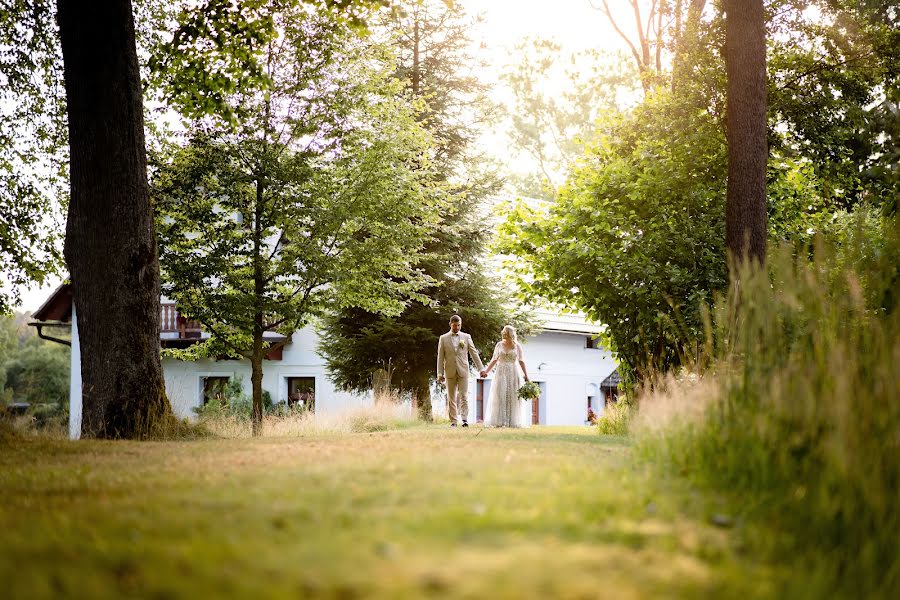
[594, 399, 632, 436]
[636, 216, 900, 597]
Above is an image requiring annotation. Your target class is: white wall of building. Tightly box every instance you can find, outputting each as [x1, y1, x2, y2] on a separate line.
[159, 320, 616, 425]
[522, 331, 617, 425]
[162, 326, 368, 419]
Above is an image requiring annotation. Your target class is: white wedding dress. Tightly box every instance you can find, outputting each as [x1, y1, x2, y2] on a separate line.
[486, 341, 526, 428]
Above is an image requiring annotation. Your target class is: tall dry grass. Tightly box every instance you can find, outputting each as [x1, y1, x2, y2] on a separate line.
[634, 216, 900, 597]
[199, 397, 420, 438]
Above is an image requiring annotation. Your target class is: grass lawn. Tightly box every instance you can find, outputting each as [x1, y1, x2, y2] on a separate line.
[1, 425, 780, 598]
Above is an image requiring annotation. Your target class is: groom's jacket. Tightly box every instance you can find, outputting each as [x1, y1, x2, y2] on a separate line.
[437, 331, 485, 379]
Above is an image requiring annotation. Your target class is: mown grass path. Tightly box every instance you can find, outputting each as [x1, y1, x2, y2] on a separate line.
[1, 426, 777, 598]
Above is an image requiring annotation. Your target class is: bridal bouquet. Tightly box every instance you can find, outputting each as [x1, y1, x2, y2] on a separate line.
[518, 381, 540, 401]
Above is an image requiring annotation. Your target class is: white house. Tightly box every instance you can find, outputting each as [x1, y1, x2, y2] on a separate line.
[31, 285, 619, 437]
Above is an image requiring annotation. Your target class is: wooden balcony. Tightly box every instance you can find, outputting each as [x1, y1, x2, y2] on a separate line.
[161, 303, 202, 338]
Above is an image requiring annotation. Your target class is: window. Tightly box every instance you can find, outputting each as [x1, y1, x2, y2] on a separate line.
[287, 377, 316, 411]
[585, 336, 601, 349]
[202, 376, 230, 405]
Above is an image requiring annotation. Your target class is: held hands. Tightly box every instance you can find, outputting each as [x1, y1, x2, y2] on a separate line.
[479, 370, 487, 378]
[437, 376, 445, 385]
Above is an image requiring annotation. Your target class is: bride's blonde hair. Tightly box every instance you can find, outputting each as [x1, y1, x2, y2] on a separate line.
[501, 325, 517, 344]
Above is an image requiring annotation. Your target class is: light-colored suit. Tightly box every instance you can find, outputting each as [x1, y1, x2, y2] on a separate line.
[437, 331, 485, 423]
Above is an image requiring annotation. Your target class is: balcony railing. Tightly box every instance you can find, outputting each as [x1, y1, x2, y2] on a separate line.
[161, 303, 202, 338]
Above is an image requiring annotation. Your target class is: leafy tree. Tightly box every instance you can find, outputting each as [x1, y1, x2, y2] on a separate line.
[1, 0, 419, 437]
[502, 40, 639, 195]
[0, 312, 69, 408]
[591, 0, 704, 94]
[0, 0, 67, 313]
[155, 8, 440, 435]
[3, 344, 70, 407]
[498, 86, 728, 384]
[767, 0, 900, 214]
[498, 1, 898, 382]
[318, 0, 529, 418]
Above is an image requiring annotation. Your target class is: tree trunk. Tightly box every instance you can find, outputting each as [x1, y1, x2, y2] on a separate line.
[57, 0, 171, 438]
[413, 378, 432, 421]
[251, 175, 265, 437]
[724, 0, 768, 267]
[250, 332, 264, 437]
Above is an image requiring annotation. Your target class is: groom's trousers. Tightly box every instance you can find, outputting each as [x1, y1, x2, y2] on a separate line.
[446, 374, 469, 423]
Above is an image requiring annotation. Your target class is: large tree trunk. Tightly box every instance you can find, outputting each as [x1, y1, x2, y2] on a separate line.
[250, 337, 264, 437]
[57, 0, 171, 438]
[724, 0, 768, 267]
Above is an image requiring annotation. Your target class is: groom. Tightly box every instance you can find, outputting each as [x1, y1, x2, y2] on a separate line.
[437, 315, 484, 427]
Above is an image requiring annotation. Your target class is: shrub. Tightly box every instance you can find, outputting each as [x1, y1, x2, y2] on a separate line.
[595, 400, 631, 436]
[194, 377, 273, 421]
[636, 215, 900, 596]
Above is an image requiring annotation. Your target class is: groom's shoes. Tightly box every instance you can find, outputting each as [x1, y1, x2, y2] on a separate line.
[450, 422, 457, 427]
[462, 421, 469, 427]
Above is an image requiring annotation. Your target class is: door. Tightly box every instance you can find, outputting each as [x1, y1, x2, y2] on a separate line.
[531, 381, 546, 425]
[476, 379, 484, 423]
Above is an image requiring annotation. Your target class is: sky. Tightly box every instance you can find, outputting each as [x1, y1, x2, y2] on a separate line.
[14, 0, 626, 313]
[463, 0, 621, 54]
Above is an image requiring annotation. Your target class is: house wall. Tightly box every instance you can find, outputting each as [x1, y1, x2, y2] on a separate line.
[431, 330, 618, 426]
[522, 331, 617, 425]
[162, 326, 368, 419]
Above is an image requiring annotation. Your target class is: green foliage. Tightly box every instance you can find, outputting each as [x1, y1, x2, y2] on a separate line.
[0, 0, 66, 313]
[638, 215, 900, 597]
[194, 376, 272, 420]
[3, 344, 69, 407]
[154, 7, 440, 364]
[498, 84, 729, 382]
[146, 0, 394, 124]
[319, 0, 533, 416]
[0, 312, 69, 409]
[767, 0, 900, 213]
[595, 401, 630, 436]
[499, 1, 898, 384]
[502, 39, 639, 196]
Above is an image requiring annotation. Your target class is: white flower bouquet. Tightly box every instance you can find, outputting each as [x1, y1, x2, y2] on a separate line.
[518, 381, 540, 401]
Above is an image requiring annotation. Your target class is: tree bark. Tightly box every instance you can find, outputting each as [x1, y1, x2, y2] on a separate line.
[413, 379, 432, 421]
[57, 0, 171, 438]
[251, 176, 265, 436]
[250, 336, 264, 437]
[724, 0, 768, 267]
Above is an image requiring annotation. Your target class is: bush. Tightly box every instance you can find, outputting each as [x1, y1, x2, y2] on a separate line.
[29, 402, 68, 430]
[636, 215, 900, 596]
[595, 401, 631, 436]
[194, 377, 273, 421]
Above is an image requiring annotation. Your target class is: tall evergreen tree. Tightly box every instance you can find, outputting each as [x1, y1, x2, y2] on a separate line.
[319, 0, 529, 418]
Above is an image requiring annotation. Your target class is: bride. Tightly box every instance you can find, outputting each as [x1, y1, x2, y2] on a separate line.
[480, 325, 530, 427]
